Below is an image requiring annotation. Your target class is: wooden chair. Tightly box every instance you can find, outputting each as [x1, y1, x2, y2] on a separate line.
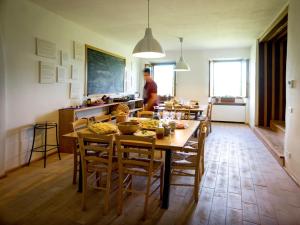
[137, 111, 154, 118]
[115, 135, 164, 220]
[200, 103, 212, 133]
[171, 123, 207, 202]
[89, 114, 111, 123]
[72, 118, 89, 184]
[78, 132, 118, 213]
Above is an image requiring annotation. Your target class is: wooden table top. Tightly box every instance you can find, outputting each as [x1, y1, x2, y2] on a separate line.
[156, 105, 207, 112]
[63, 120, 200, 151]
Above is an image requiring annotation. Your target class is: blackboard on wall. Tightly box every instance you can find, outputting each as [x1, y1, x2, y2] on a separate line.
[86, 45, 126, 96]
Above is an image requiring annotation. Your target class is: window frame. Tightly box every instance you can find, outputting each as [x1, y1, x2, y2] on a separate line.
[151, 62, 176, 96]
[208, 59, 249, 98]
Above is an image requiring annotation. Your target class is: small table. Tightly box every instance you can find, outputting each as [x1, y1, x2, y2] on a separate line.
[63, 120, 200, 209]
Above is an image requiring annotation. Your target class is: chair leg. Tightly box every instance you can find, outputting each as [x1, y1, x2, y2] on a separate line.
[117, 172, 124, 216]
[81, 161, 87, 211]
[201, 157, 205, 175]
[73, 150, 78, 184]
[143, 176, 151, 220]
[194, 170, 200, 202]
[28, 126, 36, 166]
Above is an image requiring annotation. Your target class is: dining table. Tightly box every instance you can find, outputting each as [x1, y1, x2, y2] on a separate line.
[155, 104, 207, 120]
[62, 119, 200, 209]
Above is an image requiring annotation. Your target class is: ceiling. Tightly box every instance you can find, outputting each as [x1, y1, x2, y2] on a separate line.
[31, 0, 287, 51]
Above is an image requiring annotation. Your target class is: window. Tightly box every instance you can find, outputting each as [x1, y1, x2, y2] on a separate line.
[153, 64, 175, 96]
[209, 59, 248, 97]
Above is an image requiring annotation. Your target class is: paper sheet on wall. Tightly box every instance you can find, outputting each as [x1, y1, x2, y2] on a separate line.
[74, 41, 84, 60]
[57, 66, 67, 83]
[60, 50, 69, 66]
[39, 61, 56, 83]
[70, 82, 81, 99]
[36, 38, 56, 59]
[71, 65, 79, 80]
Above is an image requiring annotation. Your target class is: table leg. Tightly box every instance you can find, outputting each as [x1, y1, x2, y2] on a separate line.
[162, 149, 171, 209]
[78, 154, 82, 193]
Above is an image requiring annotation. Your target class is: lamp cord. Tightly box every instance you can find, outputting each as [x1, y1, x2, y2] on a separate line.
[180, 37, 183, 57]
[147, 0, 150, 28]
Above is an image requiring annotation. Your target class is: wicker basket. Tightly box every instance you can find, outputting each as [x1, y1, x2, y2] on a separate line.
[116, 114, 128, 123]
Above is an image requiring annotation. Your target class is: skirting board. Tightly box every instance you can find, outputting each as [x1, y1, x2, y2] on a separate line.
[0, 151, 58, 179]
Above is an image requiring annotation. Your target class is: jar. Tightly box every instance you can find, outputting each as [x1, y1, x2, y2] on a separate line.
[156, 126, 164, 139]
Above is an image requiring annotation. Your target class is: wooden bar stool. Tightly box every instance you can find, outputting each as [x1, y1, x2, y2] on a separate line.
[28, 121, 61, 168]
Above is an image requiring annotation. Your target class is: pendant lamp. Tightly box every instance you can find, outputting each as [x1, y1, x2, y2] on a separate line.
[132, 0, 165, 58]
[174, 37, 190, 71]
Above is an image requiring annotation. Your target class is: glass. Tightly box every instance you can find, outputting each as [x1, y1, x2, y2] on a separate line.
[170, 111, 175, 120]
[163, 111, 169, 120]
[176, 112, 182, 120]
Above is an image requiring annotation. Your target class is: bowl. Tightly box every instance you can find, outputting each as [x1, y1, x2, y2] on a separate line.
[117, 121, 140, 134]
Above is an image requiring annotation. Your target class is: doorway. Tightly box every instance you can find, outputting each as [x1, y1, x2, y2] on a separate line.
[255, 11, 287, 166]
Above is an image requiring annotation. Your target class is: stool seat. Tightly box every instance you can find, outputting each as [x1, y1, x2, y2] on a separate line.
[28, 121, 61, 168]
[35, 122, 57, 129]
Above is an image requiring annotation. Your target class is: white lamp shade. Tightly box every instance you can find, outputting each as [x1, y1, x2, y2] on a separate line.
[132, 28, 165, 58]
[174, 56, 190, 71]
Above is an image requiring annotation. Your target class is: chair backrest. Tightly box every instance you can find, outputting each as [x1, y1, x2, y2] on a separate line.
[77, 132, 114, 167]
[89, 114, 111, 123]
[115, 135, 156, 175]
[72, 118, 88, 132]
[137, 111, 154, 118]
[206, 103, 212, 120]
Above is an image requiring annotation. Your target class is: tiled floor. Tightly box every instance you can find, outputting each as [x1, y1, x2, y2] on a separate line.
[0, 123, 300, 225]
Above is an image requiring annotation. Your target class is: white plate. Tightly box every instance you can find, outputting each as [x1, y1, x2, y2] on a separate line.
[134, 130, 156, 137]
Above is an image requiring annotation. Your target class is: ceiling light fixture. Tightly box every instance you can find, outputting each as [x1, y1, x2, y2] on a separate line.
[174, 37, 190, 71]
[132, 0, 165, 58]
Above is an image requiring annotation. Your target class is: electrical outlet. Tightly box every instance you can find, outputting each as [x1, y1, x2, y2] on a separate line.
[288, 107, 294, 114]
[288, 152, 292, 159]
[288, 80, 296, 88]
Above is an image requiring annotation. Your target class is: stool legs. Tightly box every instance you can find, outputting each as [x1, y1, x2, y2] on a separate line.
[28, 125, 36, 166]
[55, 124, 61, 160]
[44, 123, 47, 168]
[28, 122, 60, 168]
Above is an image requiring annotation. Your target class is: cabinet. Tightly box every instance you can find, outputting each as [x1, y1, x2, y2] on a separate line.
[59, 99, 143, 153]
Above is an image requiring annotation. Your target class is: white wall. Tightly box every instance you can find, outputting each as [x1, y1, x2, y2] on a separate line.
[248, 41, 259, 127]
[285, 0, 300, 182]
[145, 48, 250, 104]
[2, 0, 139, 172]
[0, 0, 6, 177]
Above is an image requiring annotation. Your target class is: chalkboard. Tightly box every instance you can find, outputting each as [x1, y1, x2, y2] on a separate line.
[86, 45, 125, 95]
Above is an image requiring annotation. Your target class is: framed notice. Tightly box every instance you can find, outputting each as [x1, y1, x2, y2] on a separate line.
[70, 82, 81, 99]
[71, 65, 79, 80]
[74, 41, 84, 60]
[57, 66, 67, 83]
[39, 61, 56, 83]
[36, 38, 56, 59]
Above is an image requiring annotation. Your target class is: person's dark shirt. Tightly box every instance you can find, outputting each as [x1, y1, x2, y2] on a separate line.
[143, 80, 158, 109]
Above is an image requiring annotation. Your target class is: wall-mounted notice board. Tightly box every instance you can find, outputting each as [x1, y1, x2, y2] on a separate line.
[85, 45, 126, 96]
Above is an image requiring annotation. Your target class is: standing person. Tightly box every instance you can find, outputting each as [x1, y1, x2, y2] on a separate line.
[143, 68, 158, 111]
